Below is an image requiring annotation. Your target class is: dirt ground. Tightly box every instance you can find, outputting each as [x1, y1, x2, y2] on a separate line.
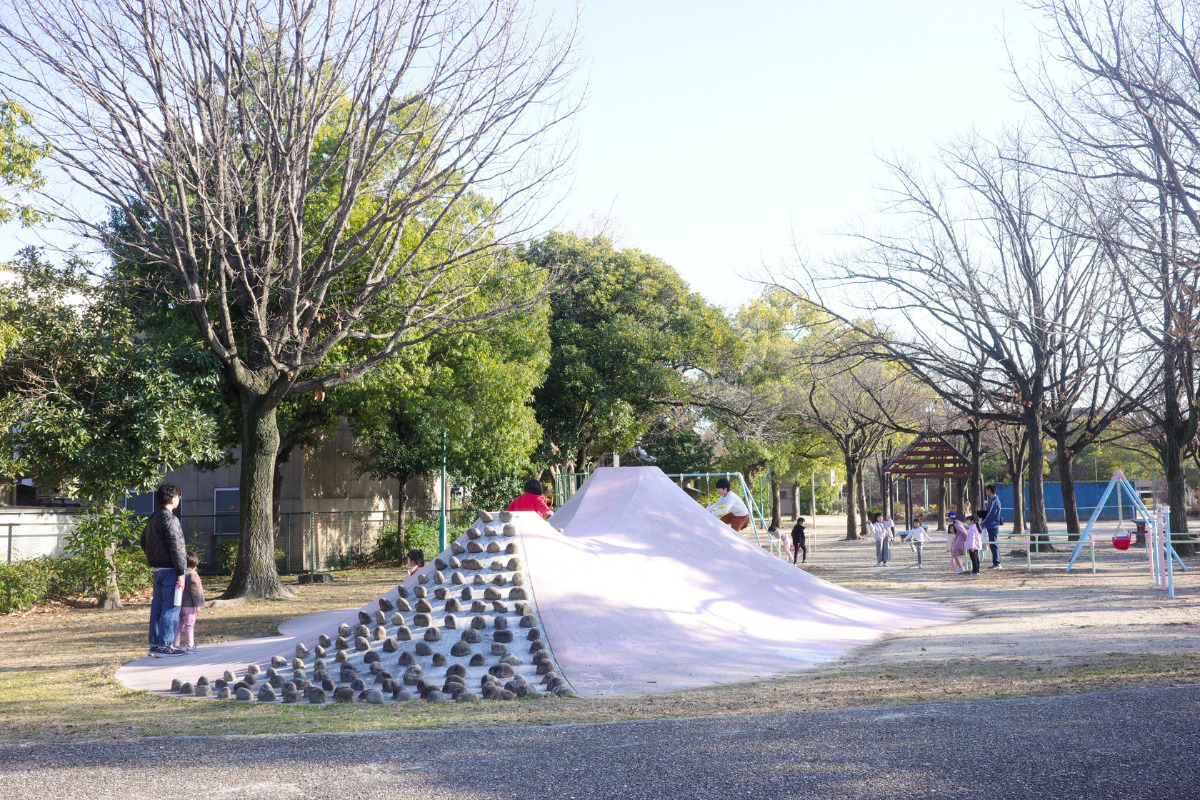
[1, 516, 1197, 739]
[798, 514, 1200, 667]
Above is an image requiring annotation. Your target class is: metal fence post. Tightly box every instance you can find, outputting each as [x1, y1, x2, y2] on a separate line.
[5, 523, 11, 564]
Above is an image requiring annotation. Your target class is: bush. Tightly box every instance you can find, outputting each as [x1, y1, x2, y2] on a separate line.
[370, 517, 442, 564]
[64, 506, 145, 603]
[0, 557, 54, 613]
[217, 539, 284, 573]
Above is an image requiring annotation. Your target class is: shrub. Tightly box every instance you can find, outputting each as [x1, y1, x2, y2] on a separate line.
[0, 557, 54, 613]
[64, 506, 144, 603]
[217, 539, 284, 573]
[403, 517, 440, 559]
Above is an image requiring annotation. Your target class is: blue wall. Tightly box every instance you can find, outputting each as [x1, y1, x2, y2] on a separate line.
[995, 481, 1151, 522]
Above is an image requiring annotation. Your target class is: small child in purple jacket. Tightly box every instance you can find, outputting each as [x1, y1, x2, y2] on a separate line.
[172, 553, 205, 653]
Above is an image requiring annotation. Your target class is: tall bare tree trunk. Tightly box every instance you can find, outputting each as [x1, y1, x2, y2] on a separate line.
[937, 479, 947, 531]
[789, 482, 799, 522]
[1027, 413, 1051, 551]
[769, 471, 781, 529]
[857, 464, 871, 540]
[225, 392, 292, 600]
[844, 458, 859, 540]
[1056, 436, 1082, 539]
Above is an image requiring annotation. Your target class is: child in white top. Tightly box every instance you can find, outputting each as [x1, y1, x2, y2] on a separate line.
[903, 524, 929, 568]
[871, 513, 893, 566]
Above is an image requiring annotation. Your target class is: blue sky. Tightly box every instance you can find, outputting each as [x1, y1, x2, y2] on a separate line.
[552, 0, 1039, 309]
[2, 1, 1039, 311]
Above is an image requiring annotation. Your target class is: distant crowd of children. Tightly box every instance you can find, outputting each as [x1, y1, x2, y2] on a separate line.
[766, 505, 1003, 575]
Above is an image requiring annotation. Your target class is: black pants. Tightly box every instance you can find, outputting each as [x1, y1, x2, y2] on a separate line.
[792, 536, 806, 563]
[968, 549, 980, 574]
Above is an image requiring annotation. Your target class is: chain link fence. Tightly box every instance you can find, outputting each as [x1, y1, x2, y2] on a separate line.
[2, 508, 477, 573]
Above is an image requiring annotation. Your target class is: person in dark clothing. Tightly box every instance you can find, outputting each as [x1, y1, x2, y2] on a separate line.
[790, 517, 807, 565]
[982, 484, 1003, 568]
[141, 482, 187, 657]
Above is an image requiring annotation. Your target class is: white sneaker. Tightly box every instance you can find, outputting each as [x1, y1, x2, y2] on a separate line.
[875, 561, 882, 567]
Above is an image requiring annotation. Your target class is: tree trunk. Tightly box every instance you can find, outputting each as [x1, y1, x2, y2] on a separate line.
[1057, 437, 1081, 539]
[968, 428, 983, 514]
[1026, 415, 1050, 550]
[857, 464, 870, 540]
[1162, 433, 1194, 555]
[789, 482, 799, 522]
[224, 393, 292, 600]
[396, 471, 411, 562]
[1011, 463, 1025, 539]
[769, 471, 781, 529]
[97, 541, 121, 610]
[937, 479, 946, 531]
[844, 458, 859, 540]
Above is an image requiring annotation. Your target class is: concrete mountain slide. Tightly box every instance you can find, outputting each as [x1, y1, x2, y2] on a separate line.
[118, 467, 963, 702]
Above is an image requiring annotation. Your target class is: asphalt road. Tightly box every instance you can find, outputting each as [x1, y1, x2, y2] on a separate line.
[3, 685, 1199, 800]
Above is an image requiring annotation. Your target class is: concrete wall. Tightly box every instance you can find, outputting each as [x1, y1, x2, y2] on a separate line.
[153, 417, 437, 519]
[0, 509, 80, 562]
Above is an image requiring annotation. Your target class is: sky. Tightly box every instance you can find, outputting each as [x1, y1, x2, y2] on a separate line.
[0, 0, 1042, 311]
[549, 0, 1040, 310]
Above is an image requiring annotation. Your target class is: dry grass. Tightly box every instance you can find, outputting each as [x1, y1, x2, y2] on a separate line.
[3, 519, 1200, 740]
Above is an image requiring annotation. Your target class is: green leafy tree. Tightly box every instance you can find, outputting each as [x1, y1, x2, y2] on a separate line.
[0, 102, 49, 226]
[525, 233, 733, 477]
[2, 0, 579, 599]
[0, 249, 223, 608]
[342, 285, 549, 554]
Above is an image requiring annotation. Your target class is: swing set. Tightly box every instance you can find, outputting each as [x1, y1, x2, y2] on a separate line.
[1066, 470, 1188, 597]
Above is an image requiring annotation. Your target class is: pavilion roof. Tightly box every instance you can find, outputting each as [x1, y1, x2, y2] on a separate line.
[883, 432, 973, 479]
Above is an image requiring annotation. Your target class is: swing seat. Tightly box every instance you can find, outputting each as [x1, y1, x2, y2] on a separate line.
[1112, 534, 1132, 551]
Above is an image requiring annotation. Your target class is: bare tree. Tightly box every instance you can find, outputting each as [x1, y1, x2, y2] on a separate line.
[794, 336, 924, 540]
[786, 131, 1134, 547]
[1017, 0, 1200, 549]
[0, 0, 580, 598]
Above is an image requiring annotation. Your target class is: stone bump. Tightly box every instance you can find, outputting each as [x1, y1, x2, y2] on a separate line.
[498, 510, 513, 523]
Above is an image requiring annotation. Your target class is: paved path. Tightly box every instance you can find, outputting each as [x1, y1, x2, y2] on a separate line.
[3, 685, 1198, 799]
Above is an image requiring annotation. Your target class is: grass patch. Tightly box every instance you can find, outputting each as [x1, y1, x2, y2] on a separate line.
[3, 565, 1200, 740]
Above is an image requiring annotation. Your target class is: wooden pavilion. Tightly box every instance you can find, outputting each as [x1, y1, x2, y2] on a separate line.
[884, 432, 973, 531]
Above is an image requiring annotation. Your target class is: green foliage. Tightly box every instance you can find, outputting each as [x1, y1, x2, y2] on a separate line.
[525, 232, 733, 470]
[369, 517, 441, 564]
[216, 540, 239, 573]
[639, 417, 717, 474]
[0, 102, 50, 227]
[218, 540, 284, 573]
[0, 248, 225, 502]
[343, 259, 549, 503]
[64, 507, 145, 603]
[459, 470, 531, 515]
[0, 557, 52, 613]
[0, 544, 150, 613]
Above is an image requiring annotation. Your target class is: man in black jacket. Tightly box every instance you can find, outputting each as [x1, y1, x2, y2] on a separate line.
[141, 482, 187, 657]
